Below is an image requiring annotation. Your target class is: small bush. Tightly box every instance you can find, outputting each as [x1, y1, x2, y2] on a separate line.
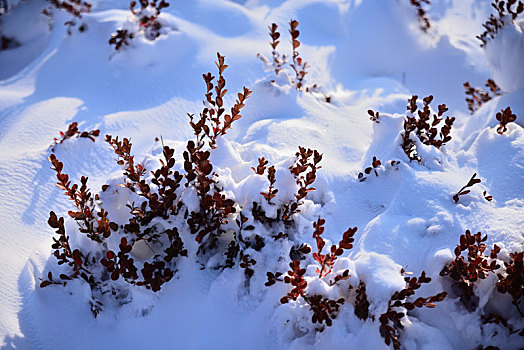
[496, 251, 523, 316]
[464, 79, 503, 114]
[401, 95, 454, 162]
[51, 122, 100, 151]
[440, 231, 523, 341]
[257, 20, 329, 100]
[265, 218, 356, 328]
[109, 29, 135, 50]
[129, 0, 169, 41]
[109, 0, 170, 50]
[42, 0, 91, 34]
[440, 230, 500, 309]
[408, 0, 431, 32]
[358, 157, 400, 182]
[477, 0, 524, 47]
[452, 173, 492, 203]
[354, 281, 370, 321]
[367, 109, 380, 123]
[379, 271, 447, 350]
[496, 106, 517, 135]
[184, 52, 251, 252]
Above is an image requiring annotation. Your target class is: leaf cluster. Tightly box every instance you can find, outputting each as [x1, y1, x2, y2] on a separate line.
[52, 122, 100, 150]
[379, 271, 447, 350]
[477, 0, 523, 47]
[463, 79, 503, 114]
[402, 95, 454, 162]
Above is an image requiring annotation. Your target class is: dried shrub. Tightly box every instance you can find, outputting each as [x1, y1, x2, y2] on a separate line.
[252, 157, 278, 204]
[268, 260, 345, 328]
[379, 271, 447, 350]
[311, 218, 356, 279]
[38, 52, 250, 315]
[239, 254, 257, 279]
[477, 0, 524, 47]
[42, 148, 189, 313]
[452, 173, 492, 203]
[288, 19, 307, 91]
[305, 295, 345, 327]
[265, 219, 356, 329]
[464, 79, 503, 114]
[51, 122, 100, 150]
[368, 109, 380, 123]
[440, 230, 500, 309]
[184, 52, 251, 253]
[104, 137, 188, 286]
[265, 23, 285, 76]
[496, 251, 523, 316]
[129, 0, 169, 40]
[45, 0, 91, 18]
[283, 147, 322, 225]
[483, 314, 520, 337]
[109, 0, 170, 50]
[39, 211, 96, 287]
[251, 147, 322, 229]
[402, 95, 454, 162]
[257, 20, 328, 100]
[354, 281, 370, 320]
[409, 0, 431, 32]
[109, 29, 135, 51]
[358, 158, 400, 182]
[106, 136, 184, 222]
[48, 154, 116, 242]
[42, 0, 91, 34]
[359, 156, 381, 180]
[496, 106, 517, 135]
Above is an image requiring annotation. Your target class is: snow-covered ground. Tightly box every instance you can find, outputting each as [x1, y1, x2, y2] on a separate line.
[0, 0, 523, 349]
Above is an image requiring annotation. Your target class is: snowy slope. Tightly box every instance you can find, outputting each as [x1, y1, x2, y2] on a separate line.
[0, 0, 523, 349]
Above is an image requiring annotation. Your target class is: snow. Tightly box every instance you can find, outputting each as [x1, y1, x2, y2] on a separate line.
[1, 0, 523, 349]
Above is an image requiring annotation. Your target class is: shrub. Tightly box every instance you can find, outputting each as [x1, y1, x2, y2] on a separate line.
[477, 0, 524, 47]
[109, 29, 135, 51]
[40, 52, 251, 315]
[42, 0, 91, 34]
[253, 158, 278, 204]
[257, 20, 329, 100]
[48, 154, 115, 242]
[440, 231, 523, 341]
[109, 0, 170, 50]
[496, 251, 523, 316]
[358, 157, 400, 182]
[354, 281, 370, 320]
[402, 95, 455, 162]
[51, 122, 100, 151]
[496, 106, 517, 135]
[367, 109, 380, 123]
[401, 95, 455, 162]
[464, 79, 503, 114]
[408, 0, 431, 32]
[129, 0, 169, 40]
[42, 147, 188, 314]
[439, 230, 500, 309]
[379, 271, 447, 350]
[311, 218, 356, 278]
[265, 218, 356, 328]
[452, 173, 493, 203]
[250, 147, 322, 229]
[184, 52, 251, 253]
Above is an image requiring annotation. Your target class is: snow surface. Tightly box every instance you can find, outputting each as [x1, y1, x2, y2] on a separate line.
[0, 0, 523, 349]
